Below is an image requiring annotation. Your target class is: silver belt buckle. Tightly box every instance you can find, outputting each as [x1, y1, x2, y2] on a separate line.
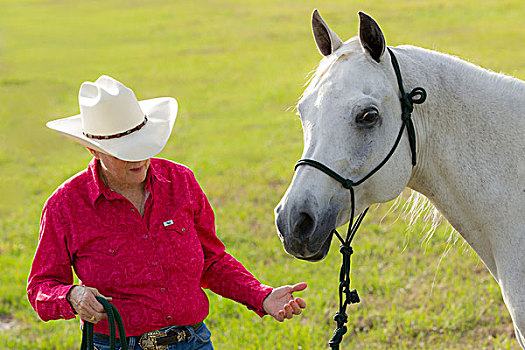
[138, 330, 168, 350]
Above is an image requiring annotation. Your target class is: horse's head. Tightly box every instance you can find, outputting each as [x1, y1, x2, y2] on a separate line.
[275, 11, 414, 261]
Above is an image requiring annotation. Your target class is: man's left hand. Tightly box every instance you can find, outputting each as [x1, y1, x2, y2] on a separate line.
[263, 282, 307, 322]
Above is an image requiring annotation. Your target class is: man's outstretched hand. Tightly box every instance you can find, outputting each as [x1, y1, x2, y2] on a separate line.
[263, 282, 307, 322]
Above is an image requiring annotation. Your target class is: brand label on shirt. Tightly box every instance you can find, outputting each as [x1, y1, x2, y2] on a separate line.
[163, 220, 174, 227]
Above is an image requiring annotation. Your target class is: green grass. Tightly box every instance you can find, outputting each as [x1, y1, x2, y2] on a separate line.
[0, 0, 524, 349]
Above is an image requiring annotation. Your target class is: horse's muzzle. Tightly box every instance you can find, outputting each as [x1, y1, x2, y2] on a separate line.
[275, 200, 337, 261]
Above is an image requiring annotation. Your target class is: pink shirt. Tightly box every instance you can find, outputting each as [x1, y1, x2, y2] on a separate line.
[27, 158, 273, 336]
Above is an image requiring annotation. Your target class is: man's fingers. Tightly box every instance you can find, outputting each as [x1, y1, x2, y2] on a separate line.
[71, 287, 109, 322]
[90, 287, 113, 302]
[283, 304, 293, 319]
[80, 310, 106, 323]
[83, 312, 107, 324]
[289, 300, 302, 315]
[85, 293, 106, 314]
[290, 282, 307, 293]
[75, 298, 99, 316]
[295, 297, 307, 308]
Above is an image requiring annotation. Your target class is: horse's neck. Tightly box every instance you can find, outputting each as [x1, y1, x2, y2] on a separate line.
[400, 46, 525, 276]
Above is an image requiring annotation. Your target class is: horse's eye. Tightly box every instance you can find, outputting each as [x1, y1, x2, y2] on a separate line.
[356, 108, 379, 126]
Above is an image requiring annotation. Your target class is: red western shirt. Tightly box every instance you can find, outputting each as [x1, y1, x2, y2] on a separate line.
[27, 157, 273, 336]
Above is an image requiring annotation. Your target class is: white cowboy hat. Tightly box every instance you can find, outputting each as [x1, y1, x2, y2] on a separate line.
[46, 75, 177, 161]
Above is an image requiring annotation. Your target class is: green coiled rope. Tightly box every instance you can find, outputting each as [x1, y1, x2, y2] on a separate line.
[80, 296, 128, 350]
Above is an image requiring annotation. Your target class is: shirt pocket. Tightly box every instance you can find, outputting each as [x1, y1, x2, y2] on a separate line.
[162, 216, 203, 267]
[162, 217, 192, 236]
[79, 237, 131, 288]
[90, 237, 128, 257]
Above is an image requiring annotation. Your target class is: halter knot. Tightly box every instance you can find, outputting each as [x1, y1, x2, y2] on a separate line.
[340, 280, 350, 289]
[400, 93, 415, 115]
[339, 245, 354, 255]
[347, 289, 360, 304]
[329, 324, 348, 348]
[333, 312, 348, 325]
[342, 179, 354, 189]
[401, 87, 427, 116]
[408, 87, 427, 105]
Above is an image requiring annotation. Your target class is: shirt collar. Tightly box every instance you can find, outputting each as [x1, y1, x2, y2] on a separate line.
[87, 157, 170, 205]
[148, 158, 171, 184]
[87, 158, 107, 205]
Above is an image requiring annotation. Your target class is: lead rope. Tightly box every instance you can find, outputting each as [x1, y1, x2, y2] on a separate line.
[81, 296, 128, 350]
[294, 160, 369, 349]
[328, 186, 368, 349]
[294, 47, 427, 349]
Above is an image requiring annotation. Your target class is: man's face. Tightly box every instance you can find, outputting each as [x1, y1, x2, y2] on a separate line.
[89, 149, 150, 189]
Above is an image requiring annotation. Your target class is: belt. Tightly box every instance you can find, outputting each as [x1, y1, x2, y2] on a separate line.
[94, 322, 203, 350]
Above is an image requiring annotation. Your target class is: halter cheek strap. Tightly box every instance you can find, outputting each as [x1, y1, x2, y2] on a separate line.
[294, 47, 427, 349]
[388, 47, 427, 166]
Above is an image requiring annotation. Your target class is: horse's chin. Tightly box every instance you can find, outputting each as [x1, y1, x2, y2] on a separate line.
[293, 230, 333, 262]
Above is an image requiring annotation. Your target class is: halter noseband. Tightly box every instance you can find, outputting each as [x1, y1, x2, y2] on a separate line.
[294, 47, 427, 349]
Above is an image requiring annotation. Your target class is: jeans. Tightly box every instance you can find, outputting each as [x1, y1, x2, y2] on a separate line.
[93, 323, 213, 350]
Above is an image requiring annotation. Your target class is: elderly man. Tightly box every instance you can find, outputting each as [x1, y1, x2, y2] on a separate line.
[27, 75, 306, 349]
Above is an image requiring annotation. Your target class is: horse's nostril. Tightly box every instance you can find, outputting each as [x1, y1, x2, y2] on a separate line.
[294, 212, 315, 238]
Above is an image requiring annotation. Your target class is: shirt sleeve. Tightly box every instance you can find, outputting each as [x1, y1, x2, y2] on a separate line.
[191, 180, 273, 317]
[27, 200, 77, 321]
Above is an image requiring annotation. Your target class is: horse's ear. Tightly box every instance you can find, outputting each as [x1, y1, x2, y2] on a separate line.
[312, 9, 343, 56]
[358, 11, 385, 63]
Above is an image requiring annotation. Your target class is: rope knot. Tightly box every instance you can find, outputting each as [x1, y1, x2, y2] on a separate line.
[339, 245, 353, 255]
[400, 93, 414, 115]
[333, 312, 348, 325]
[340, 280, 350, 290]
[408, 87, 427, 105]
[328, 324, 348, 348]
[401, 87, 427, 119]
[342, 179, 354, 189]
[347, 289, 360, 304]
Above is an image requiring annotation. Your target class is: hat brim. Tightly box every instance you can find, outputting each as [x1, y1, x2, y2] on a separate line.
[46, 97, 177, 161]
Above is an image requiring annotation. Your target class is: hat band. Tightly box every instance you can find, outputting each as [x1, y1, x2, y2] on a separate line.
[83, 116, 148, 140]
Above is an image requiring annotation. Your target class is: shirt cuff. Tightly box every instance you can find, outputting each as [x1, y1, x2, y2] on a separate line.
[249, 285, 274, 317]
[57, 284, 77, 320]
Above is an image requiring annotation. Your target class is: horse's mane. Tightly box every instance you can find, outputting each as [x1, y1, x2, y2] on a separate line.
[394, 45, 524, 249]
[301, 38, 525, 107]
[402, 44, 525, 100]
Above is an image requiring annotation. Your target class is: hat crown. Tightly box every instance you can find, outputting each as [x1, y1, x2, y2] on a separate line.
[79, 75, 145, 137]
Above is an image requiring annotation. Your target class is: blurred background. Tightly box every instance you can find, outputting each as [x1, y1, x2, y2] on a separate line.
[0, 0, 523, 348]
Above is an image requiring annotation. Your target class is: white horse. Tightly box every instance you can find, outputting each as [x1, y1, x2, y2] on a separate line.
[274, 10, 525, 347]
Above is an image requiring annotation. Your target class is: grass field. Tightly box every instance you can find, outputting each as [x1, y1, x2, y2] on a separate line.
[0, 0, 524, 349]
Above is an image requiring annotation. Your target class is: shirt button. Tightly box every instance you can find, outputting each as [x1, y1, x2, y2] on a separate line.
[131, 209, 135, 213]
[181, 227, 186, 232]
[152, 262, 157, 266]
[143, 234, 148, 239]
[108, 248, 114, 253]
[166, 316, 172, 320]
[161, 287, 166, 291]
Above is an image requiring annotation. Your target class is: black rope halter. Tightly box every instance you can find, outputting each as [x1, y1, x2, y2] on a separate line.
[294, 47, 427, 349]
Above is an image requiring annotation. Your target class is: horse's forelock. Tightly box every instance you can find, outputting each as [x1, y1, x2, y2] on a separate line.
[302, 37, 363, 95]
